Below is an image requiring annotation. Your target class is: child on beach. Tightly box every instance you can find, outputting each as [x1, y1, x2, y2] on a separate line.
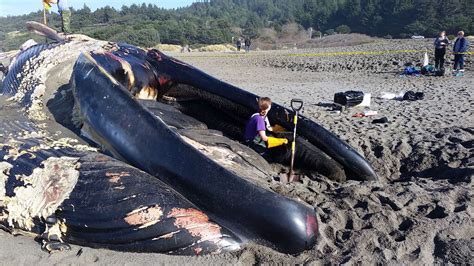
[243, 97, 288, 158]
[243, 97, 273, 156]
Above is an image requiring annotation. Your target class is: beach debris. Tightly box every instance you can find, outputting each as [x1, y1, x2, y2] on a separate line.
[352, 110, 378, 118]
[380, 91, 424, 101]
[380, 91, 405, 100]
[372, 117, 390, 124]
[423, 52, 429, 67]
[402, 66, 421, 76]
[357, 93, 371, 107]
[421, 64, 436, 75]
[402, 91, 424, 101]
[364, 110, 378, 116]
[453, 70, 465, 77]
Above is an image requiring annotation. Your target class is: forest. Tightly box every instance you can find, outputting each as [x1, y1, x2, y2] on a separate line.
[0, 0, 472, 50]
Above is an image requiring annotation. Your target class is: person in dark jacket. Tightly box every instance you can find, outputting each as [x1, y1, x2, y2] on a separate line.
[453, 31, 469, 72]
[236, 38, 242, 52]
[434, 31, 449, 70]
[244, 37, 251, 52]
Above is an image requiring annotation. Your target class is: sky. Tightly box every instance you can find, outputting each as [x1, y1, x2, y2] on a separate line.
[0, 0, 197, 17]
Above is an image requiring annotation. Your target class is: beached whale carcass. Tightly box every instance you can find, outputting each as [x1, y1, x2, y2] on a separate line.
[0, 22, 376, 255]
[0, 28, 240, 255]
[0, 22, 319, 255]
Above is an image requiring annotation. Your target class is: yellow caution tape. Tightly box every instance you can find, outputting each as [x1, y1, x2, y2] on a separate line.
[286, 49, 420, 57]
[175, 49, 473, 59]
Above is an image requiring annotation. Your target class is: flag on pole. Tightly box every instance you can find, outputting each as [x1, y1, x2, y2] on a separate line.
[42, 0, 51, 25]
[43, 0, 52, 12]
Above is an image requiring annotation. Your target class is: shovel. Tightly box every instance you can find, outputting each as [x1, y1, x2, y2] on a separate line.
[288, 98, 303, 182]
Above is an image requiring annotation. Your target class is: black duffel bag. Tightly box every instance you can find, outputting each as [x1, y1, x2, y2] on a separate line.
[334, 91, 364, 107]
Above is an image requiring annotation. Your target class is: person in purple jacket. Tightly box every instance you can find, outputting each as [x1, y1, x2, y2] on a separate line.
[244, 97, 289, 160]
[243, 97, 274, 156]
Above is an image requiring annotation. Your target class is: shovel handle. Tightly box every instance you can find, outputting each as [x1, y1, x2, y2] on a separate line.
[291, 99, 304, 112]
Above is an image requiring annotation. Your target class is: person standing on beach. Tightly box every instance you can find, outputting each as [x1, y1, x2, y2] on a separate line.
[42, 0, 70, 33]
[244, 37, 251, 52]
[236, 38, 242, 52]
[57, 0, 71, 34]
[434, 31, 449, 70]
[453, 31, 469, 72]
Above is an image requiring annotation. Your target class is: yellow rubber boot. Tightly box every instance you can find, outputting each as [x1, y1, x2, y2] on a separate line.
[267, 137, 288, 148]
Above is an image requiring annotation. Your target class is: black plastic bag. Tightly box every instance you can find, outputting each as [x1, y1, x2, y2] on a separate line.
[372, 117, 390, 124]
[334, 91, 364, 107]
[403, 91, 424, 101]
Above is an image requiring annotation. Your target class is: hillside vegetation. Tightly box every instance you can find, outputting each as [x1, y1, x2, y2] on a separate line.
[0, 0, 472, 50]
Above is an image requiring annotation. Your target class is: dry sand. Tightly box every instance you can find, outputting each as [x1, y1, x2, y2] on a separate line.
[1, 39, 473, 264]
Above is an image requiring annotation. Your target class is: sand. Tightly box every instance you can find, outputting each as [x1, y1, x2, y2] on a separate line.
[1, 39, 473, 264]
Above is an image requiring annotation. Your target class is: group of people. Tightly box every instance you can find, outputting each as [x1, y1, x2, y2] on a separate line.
[43, 0, 71, 34]
[236, 37, 252, 52]
[434, 30, 469, 72]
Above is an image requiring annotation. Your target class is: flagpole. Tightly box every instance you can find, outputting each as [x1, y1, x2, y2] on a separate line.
[43, 7, 47, 25]
[43, 1, 48, 43]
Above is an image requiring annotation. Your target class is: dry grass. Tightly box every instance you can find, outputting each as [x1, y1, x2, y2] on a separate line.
[302, 33, 377, 48]
[153, 44, 182, 52]
[253, 32, 377, 50]
[152, 44, 238, 53]
[197, 44, 237, 52]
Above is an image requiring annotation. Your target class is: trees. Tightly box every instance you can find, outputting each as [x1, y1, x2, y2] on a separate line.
[0, 0, 472, 51]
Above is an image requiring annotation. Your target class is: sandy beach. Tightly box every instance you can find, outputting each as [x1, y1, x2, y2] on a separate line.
[1, 39, 473, 264]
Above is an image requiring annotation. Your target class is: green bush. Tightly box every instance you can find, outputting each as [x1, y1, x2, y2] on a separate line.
[325, 29, 335, 35]
[313, 31, 322, 38]
[336, 25, 351, 34]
